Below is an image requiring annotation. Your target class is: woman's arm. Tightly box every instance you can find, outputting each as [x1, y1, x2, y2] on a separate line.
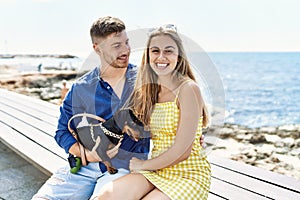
[130, 81, 205, 171]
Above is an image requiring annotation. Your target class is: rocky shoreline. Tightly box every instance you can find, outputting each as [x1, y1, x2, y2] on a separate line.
[206, 123, 300, 180]
[1, 71, 299, 180]
[0, 70, 79, 104]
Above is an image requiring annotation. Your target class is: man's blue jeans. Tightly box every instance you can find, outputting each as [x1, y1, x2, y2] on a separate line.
[32, 162, 129, 200]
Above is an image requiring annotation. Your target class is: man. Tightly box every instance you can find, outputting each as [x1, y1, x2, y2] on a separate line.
[32, 16, 150, 200]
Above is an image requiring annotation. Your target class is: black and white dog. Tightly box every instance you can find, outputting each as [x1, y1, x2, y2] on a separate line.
[69, 109, 146, 174]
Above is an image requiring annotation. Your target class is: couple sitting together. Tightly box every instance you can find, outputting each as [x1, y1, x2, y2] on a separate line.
[33, 16, 211, 200]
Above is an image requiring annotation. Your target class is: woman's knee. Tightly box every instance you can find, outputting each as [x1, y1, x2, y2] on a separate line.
[94, 182, 122, 200]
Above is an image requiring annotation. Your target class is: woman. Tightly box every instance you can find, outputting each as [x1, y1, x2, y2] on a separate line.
[96, 24, 211, 200]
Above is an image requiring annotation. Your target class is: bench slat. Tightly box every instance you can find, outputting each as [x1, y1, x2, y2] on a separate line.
[207, 192, 227, 200]
[210, 176, 270, 199]
[208, 155, 300, 195]
[0, 110, 66, 158]
[0, 122, 65, 175]
[0, 99, 58, 126]
[0, 102, 57, 136]
[210, 164, 300, 199]
[0, 88, 60, 118]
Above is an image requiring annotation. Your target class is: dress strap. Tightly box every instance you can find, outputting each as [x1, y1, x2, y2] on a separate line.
[175, 79, 193, 100]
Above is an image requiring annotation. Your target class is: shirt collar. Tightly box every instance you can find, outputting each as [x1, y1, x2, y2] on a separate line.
[96, 64, 136, 81]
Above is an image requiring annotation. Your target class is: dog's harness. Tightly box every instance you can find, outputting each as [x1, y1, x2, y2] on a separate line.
[67, 113, 123, 166]
[99, 122, 123, 139]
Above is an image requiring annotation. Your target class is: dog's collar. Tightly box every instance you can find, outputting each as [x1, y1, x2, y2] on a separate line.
[99, 122, 123, 140]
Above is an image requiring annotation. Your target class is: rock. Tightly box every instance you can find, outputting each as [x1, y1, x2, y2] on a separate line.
[278, 124, 297, 132]
[270, 156, 280, 163]
[255, 161, 277, 171]
[243, 148, 258, 159]
[235, 133, 252, 141]
[295, 139, 300, 147]
[259, 144, 274, 157]
[40, 87, 61, 100]
[277, 130, 293, 138]
[275, 148, 289, 154]
[265, 135, 281, 144]
[277, 124, 300, 139]
[280, 163, 294, 170]
[56, 54, 77, 58]
[212, 146, 227, 150]
[218, 127, 234, 138]
[249, 134, 267, 144]
[282, 137, 295, 148]
[259, 126, 277, 134]
[289, 148, 300, 157]
[203, 135, 219, 146]
[231, 154, 248, 161]
[274, 141, 285, 148]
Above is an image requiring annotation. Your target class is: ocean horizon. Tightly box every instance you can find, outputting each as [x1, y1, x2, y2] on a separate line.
[1, 52, 299, 128]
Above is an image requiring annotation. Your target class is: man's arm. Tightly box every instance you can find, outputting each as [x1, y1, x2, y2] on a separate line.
[54, 85, 77, 154]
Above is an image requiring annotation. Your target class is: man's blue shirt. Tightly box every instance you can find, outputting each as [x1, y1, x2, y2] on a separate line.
[54, 64, 150, 171]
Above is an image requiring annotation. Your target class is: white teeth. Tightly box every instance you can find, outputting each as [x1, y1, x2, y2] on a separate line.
[157, 63, 167, 68]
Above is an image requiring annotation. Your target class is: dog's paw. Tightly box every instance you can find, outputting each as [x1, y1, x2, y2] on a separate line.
[108, 167, 118, 174]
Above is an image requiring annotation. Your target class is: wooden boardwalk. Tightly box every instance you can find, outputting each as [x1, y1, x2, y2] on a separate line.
[0, 88, 299, 199]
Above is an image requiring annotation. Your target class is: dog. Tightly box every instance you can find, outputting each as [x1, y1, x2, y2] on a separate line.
[72, 108, 147, 174]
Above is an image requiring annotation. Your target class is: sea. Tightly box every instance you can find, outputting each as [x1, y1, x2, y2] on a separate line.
[209, 52, 300, 128]
[1, 52, 299, 128]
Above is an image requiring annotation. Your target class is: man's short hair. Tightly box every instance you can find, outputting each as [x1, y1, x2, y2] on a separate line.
[90, 16, 126, 43]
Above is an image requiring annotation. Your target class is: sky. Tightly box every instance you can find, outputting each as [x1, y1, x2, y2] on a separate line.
[0, 0, 300, 58]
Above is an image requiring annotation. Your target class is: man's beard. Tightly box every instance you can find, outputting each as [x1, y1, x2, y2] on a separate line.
[103, 53, 129, 69]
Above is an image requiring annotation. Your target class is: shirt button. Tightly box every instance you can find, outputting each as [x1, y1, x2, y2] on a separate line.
[107, 86, 110, 89]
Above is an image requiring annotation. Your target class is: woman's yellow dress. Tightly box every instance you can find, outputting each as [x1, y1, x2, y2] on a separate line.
[140, 99, 211, 200]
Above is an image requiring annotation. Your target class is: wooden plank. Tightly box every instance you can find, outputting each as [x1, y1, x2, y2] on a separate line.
[0, 88, 59, 111]
[0, 99, 58, 126]
[0, 88, 60, 118]
[210, 176, 270, 199]
[208, 192, 227, 200]
[0, 102, 57, 136]
[0, 122, 66, 175]
[208, 155, 300, 194]
[210, 164, 300, 199]
[0, 110, 66, 157]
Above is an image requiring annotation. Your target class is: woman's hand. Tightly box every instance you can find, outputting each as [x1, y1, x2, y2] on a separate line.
[129, 157, 145, 172]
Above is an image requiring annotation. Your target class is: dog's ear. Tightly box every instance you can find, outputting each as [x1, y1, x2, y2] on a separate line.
[128, 109, 143, 126]
[113, 108, 131, 130]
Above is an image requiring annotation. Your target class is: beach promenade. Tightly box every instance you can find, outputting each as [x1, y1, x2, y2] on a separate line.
[0, 141, 49, 200]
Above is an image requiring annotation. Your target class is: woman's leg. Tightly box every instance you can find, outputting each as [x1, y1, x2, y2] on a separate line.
[95, 173, 155, 200]
[90, 168, 129, 199]
[142, 188, 171, 200]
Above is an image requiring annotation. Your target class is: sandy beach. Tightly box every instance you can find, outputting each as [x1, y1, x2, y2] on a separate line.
[1, 70, 299, 181]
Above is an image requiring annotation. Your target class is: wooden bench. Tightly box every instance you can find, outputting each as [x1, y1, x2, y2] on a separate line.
[0, 88, 299, 199]
[0, 88, 66, 176]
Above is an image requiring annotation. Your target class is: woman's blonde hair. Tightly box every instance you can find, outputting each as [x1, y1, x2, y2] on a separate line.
[127, 26, 208, 127]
